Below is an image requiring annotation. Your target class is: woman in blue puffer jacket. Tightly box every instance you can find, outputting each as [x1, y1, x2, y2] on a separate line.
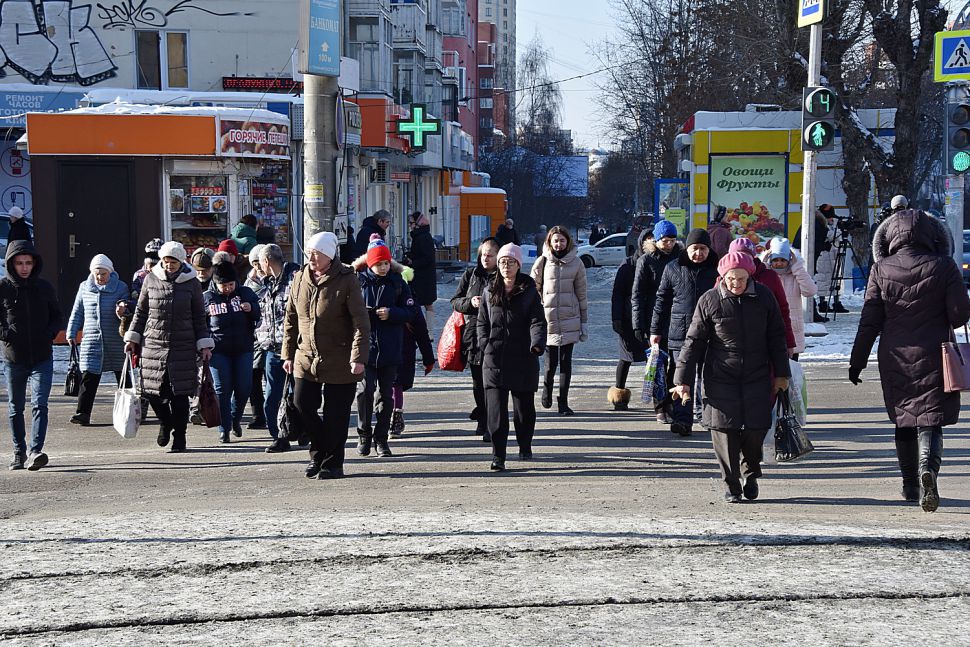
[66, 255, 130, 425]
[203, 262, 261, 443]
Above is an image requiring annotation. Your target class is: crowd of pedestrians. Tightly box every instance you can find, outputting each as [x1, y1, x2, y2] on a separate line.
[4, 203, 969, 513]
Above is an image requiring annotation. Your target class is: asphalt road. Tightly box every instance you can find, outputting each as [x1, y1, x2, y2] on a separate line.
[1, 280, 969, 644]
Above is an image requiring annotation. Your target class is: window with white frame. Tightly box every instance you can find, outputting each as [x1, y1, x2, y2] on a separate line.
[479, 97, 493, 108]
[136, 30, 188, 90]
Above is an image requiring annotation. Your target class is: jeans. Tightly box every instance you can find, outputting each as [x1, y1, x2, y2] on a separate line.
[6, 358, 54, 455]
[209, 351, 253, 436]
[295, 378, 356, 469]
[356, 364, 397, 442]
[263, 351, 286, 439]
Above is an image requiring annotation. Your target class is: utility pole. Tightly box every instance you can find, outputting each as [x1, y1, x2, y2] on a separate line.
[800, 20, 823, 325]
[303, 74, 340, 240]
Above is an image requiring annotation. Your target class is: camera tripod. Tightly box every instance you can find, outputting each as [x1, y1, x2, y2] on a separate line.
[824, 233, 864, 321]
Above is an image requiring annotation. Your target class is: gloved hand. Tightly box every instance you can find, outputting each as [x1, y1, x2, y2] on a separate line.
[848, 366, 862, 385]
[580, 323, 589, 342]
[612, 320, 623, 335]
[400, 266, 415, 283]
[634, 330, 646, 343]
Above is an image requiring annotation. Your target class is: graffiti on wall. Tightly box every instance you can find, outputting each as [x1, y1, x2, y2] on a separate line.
[96, 0, 253, 30]
[0, 0, 117, 85]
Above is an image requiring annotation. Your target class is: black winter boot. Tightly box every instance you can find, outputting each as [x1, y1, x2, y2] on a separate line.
[812, 300, 829, 323]
[557, 396, 574, 416]
[918, 426, 944, 512]
[558, 373, 574, 416]
[357, 429, 372, 456]
[541, 382, 553, 409]
[894, 437, 920, 502]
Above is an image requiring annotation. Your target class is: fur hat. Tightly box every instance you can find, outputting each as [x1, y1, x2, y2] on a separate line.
[212, 261, 237, 284]
[158, 241, 187, 263]
[685, 228, 711, 249]
[191, 248, 214, 269]
[728, 237, 757, 257]
[497, 243, 522, 266]
[307, 231, 338, 259]
[366, 238, 392, 267]
[717, 251, 756, 277]
[89, 254, 114, 273]
[653, 220, 678, 240]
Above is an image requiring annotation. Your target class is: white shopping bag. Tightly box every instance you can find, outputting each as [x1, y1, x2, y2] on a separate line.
[113, 353, 142, 439]
[788, 359, 807, 426]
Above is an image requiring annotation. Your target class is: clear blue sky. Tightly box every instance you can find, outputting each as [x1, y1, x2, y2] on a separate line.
[516, 0, 618, 150]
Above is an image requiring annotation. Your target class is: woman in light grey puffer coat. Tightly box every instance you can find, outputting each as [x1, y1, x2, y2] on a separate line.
[530, 225, 588, 415]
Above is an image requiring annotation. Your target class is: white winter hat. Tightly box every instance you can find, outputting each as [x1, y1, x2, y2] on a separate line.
[249, 244, 265, 265]
[8, 206, 23, 221]
[891, 195, 909, 210]
[158, 241, 187, 263]
[89, 254, 114, 273]
[307, 231, 338, 260]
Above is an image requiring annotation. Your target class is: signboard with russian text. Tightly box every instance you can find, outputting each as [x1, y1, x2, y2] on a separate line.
[219, 119, 290, 159]
[0, 91, 84, 128]
[708, 155, 788, 249]
[299, 0, 341, 77]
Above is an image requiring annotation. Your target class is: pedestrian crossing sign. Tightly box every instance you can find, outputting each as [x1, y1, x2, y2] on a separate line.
[935, 30, 970, 82]
[797, 0, 826, 28]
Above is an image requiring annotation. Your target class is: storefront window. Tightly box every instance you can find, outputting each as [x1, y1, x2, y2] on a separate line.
[169, 175, 229, 254]
[249, 162, 292, 254]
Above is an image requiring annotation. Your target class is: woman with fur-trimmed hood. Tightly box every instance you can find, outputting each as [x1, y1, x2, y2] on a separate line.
[850, 210, 970, 512]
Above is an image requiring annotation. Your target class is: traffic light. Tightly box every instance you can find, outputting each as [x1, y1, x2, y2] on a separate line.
[946, 102, 970, 174]
[801, 86, 836, 152]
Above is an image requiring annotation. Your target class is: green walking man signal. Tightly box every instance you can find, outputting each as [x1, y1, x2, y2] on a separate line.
[801, 87, 836, 152]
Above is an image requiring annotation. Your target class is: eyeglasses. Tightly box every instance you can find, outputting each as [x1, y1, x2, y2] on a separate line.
[498, 258, 518, 266]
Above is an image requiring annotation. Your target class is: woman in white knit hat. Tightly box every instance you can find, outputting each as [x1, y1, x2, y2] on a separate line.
[124, 241, 214, 452]
[65, 254, 130, 425]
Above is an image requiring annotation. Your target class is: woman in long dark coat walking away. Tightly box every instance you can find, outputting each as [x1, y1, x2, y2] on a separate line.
[125, 241, 214, 452]
[850, 210, 970, 512]
[450, 238, 499, 439]
[477, 244, 546, 471]
[405, 211, 438, 328]
[672, 252, 790, 503]
[609, 229, 651, 410]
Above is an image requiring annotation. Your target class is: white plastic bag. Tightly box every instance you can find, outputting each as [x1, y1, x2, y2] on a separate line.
[113, 353, 142, 439]
[788, 359, 807, 426]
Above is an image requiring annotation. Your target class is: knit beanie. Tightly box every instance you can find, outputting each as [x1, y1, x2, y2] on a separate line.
[717, 251, 756, 277]
[767, 237, 792, 262]
[157, 241, 187, 263]
[728, 237, 757, 257]
[496, 243, 523, 266]
[217, 239, 239, 256]
[653, 220, 678, 240]
[144, 237, 163, 261]
[212, 261, 238, 284]
[9, 206, 24, 221]
[249, 244, 265, 265]
[307, 231, 338, 259]
[366, 238, 393, 268]
[685, 228, 711, 249]
[89, 253, 114, 273]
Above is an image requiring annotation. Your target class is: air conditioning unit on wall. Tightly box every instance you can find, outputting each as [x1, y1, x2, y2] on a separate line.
[371, 160, 390, 184]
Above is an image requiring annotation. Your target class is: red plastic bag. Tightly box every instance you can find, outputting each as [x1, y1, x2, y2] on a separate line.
[437, 310, 466, 372]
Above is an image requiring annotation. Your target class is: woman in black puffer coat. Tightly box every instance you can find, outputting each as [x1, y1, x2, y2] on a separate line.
[850, 210, 970, 512]
[673, 252, 790, 504]
[125, 241, 214, 452]
[476, 244, 546, 472]
[650, 228, 719, 436]
[450, 238, 499, 438]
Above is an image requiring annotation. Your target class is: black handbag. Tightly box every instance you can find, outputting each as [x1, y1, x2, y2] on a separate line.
[278, 374, 304, 442]
[774, 389, 814, 462]
[64, 344, 81, 397]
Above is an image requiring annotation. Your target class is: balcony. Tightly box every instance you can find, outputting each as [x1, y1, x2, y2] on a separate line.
[347, 0, 391, 14]
[392, 3, 428, 51]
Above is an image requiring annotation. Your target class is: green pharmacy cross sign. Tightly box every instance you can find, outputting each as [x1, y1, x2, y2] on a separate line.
[396, 104, 441, 152]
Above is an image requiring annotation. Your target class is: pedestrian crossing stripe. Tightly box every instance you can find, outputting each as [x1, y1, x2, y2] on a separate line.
[935, 30, 970, 82]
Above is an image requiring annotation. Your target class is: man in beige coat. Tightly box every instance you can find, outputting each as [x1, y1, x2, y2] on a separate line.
[283, 231, 370, 480]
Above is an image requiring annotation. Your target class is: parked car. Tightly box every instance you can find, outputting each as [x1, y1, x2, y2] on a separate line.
[0, 213, 34, 279]
[577, 232, 628, 268]
[961, 229, 970, 286]
[625, 213, 654, 256]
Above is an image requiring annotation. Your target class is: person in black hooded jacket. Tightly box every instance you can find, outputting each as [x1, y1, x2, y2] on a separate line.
[650, 228, 719, 436]
[609, 228, 652, 411]
[405, 211, 438, 325]
[0, 240, 62, 471]
[450, 237, 500, 439]
[354, 210, 391, 257]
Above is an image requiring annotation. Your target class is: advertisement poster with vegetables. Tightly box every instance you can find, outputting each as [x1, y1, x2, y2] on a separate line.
[709, 155, 787, 249]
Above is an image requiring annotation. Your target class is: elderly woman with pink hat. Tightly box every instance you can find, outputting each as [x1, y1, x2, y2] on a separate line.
[671, 251, 790, 504]
[476, 243, 547, 472]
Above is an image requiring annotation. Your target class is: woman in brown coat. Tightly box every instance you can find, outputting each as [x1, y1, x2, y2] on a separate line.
[850, 210, 970, 512]
[282, 231, 370, 480]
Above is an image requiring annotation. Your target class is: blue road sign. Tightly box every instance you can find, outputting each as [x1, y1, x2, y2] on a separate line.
[797, 0, 826, 28]
[304, 0, 340, 77]
[935, 30, 970, 82]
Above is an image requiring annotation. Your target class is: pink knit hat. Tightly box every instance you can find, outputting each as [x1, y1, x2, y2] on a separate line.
[497, 243, 522, 266]
[717, 251, 756, 277]
[728, 237, 757, 257]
